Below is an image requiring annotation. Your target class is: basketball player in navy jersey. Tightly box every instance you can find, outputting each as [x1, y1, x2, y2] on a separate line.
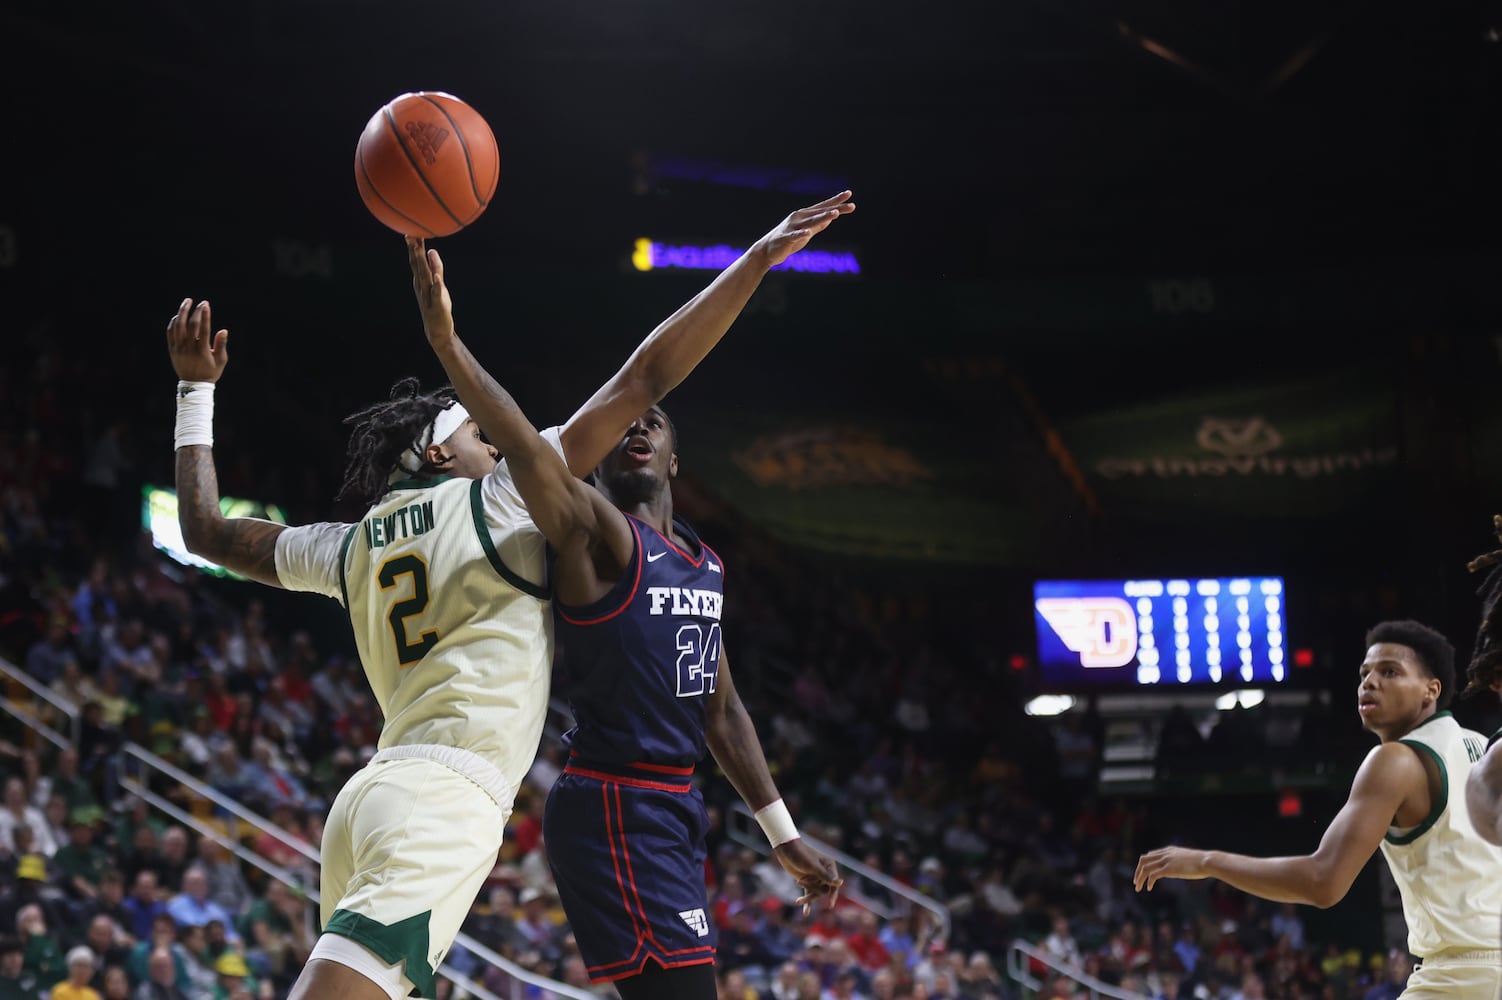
[542, 402, 841, 1000]
[406, 212, 847, 1000]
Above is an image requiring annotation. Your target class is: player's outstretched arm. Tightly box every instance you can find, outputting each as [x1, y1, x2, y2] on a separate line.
[559, 191, 856, 476]
[167, 299, 287, 588]
[407, 239, 623, 555]
[705, 649, 842, 913]
[1134, 741, 1423, 907]
[1467, 742, 1502, 847]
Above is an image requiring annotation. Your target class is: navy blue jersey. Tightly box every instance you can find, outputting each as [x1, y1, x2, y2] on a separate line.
[555, 513, 725, 768]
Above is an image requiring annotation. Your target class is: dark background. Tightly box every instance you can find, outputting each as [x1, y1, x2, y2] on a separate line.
[3, 0, 1501, 697]
[3, 0, 1502, 971]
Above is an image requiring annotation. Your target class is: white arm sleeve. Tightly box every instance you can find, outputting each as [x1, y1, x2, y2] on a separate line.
[478, 426, 566, 591]
[273, 521, 353, 601]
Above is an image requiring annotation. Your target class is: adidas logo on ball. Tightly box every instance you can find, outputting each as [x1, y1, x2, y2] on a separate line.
[404, 120, 451, 166]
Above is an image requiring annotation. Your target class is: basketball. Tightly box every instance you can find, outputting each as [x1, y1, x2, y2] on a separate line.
[354, 92, 499, 238]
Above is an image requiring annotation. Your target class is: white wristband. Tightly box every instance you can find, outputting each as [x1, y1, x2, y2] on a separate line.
[754, 798, 800, 848]
[174, 381, 216, 449]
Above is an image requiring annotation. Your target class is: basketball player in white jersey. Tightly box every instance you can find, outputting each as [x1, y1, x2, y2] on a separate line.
[1135, 619, 1502, 999]
[162, 191, 855, 1000]
[1461, 515, 1502, 963]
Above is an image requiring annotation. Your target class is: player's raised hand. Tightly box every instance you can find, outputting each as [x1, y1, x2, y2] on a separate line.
[407, 237, 455, 350]
[166, 299, 229, 383]
[1133, 846, 1211, 892]
[773, 840, 844, 915]
[754, 190, 856, 268]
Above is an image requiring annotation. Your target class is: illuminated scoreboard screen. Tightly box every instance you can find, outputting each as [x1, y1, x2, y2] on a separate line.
[142, 485, 287, 581]
[1033, 577, 1288, 689]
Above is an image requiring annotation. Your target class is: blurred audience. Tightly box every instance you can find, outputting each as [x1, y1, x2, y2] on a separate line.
[0, 334, 1414, 1000]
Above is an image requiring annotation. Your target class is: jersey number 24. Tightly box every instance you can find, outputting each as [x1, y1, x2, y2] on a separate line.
[676, 623, 722, 697]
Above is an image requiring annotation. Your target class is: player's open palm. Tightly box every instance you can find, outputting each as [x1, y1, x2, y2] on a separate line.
[1134, 846, 1210, 892]
[407, 237, 455, 349]
[166, 298, 229, 383]
[774, 840, 843, 914]
[757, 191, 857, 267]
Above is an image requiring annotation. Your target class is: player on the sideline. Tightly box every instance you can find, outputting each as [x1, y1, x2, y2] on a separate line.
[406, 234, 845, 1000]
[163, 190, 854, 1000]
[1135, 619, 1502, 1000]
[1463, 515, 1502, 946]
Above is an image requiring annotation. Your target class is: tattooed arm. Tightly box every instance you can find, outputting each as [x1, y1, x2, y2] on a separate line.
[175, 445, 287, 588]
[167, 299, 288, 588]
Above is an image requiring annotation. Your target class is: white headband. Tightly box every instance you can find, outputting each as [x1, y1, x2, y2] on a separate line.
[394, 403, 472, 476]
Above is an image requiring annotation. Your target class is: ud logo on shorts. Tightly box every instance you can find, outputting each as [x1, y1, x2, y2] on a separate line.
[679, 908, 710, 938]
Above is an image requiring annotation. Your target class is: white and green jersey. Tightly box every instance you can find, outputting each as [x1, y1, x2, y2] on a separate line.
[273, 427, 562, 797]
[1378, 711, 1502, 959]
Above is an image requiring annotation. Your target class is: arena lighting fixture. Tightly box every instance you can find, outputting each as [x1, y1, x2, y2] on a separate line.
[1023, 694, 1077, 717]
[637, 154, 851, 196]
[1214, 689, 1265, 711]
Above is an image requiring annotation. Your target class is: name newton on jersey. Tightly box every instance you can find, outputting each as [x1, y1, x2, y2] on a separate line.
[647, 586, 723, 621]
[363, 500, 437, 551]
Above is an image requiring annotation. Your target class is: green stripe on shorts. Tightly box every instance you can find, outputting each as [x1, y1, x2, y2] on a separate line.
[324, 907, 436, 998]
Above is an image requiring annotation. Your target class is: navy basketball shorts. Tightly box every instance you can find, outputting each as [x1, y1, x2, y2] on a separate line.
[544, 761, 717, 983]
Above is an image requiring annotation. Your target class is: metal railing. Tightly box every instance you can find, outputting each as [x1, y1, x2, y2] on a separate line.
[119, 743, 313, 862]
[118, 742, 600, 1000]
[0, 656, 81, 745]
[0, 655, 598, 1000]
[725, 800, 951, 940]
[1, 698, 70, 751]
[1006, 939, 1149, 1000]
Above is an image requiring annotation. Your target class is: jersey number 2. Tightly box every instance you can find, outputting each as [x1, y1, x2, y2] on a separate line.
[378, 555, 439, 666]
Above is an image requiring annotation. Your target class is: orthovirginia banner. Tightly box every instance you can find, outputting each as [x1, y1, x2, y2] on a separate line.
[1059, 372, 1401, 517]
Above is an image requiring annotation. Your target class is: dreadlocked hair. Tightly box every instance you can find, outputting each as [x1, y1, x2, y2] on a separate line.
[336, 377, 459, 509]
[1464, 513, 1502, 699]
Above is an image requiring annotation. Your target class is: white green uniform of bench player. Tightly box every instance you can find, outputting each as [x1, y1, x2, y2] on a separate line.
[1378, 712, 1502, 999]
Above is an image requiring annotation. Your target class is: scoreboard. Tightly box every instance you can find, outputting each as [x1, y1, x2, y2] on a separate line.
[1033, 577, 1287, 689]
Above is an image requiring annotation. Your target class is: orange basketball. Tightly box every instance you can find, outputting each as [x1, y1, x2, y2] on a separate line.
[354, 92, 499, 237]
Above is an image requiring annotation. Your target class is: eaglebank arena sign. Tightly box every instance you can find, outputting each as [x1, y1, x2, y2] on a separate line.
[1094, 416, 1399, 481]
[631, 238, 860, 275]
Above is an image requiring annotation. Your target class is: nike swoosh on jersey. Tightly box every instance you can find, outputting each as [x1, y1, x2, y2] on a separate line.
[646, 551, 667, 562]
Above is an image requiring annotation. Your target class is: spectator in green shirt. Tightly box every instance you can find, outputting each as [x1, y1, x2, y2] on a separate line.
[238, 881, 309, 983]
[16, 903, 63, 987]
[124, 916, 189, 995]
[111, 801, 162, 866]
[133, 947, 189, 1000]
[37, 751, 96, 816]
[52, 812, 109, 902]
[0, 936, 39, 1000]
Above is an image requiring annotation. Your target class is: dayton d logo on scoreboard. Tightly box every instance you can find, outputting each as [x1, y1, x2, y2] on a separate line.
[1035, 598, 1139, 668]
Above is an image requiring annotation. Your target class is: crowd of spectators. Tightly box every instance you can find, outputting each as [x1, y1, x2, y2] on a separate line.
[0, 334, 1431, 1000]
